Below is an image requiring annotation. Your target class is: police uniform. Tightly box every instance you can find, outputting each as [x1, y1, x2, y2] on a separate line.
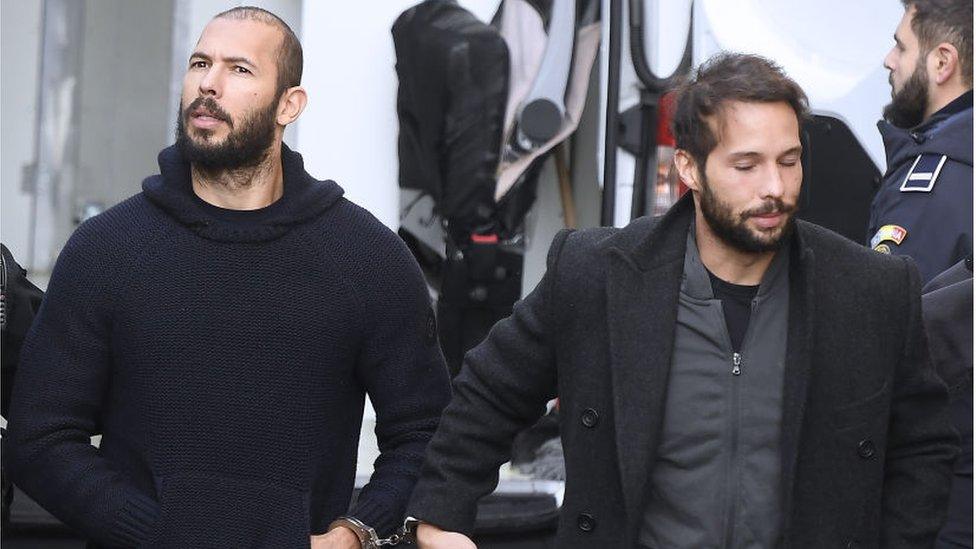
[867, 90, 973, 284]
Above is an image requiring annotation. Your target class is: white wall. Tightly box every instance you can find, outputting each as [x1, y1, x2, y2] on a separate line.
[0, 0, 43, 262]
[76, 0, 175, 227]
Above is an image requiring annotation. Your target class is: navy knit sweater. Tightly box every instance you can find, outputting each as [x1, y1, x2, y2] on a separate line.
[4, 144, 452, 548]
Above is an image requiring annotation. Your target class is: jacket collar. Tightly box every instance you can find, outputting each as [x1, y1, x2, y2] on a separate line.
[878, 92, 974, 170]
[608, 192, 810, 277]
[608, 191, 695, 271]
[680, 219, 792, 301]
[930, 89, 973, 120]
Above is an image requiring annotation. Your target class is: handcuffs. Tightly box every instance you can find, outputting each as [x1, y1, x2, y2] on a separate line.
[327, 516, 423, 548]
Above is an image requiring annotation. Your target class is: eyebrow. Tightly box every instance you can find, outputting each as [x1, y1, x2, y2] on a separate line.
[189, 52, 257, 68]
[728, 151, 762, 160]
[728, 146, 803, 160]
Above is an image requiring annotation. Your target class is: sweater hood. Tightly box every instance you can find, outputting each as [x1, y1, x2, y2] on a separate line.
[142, 143, 344, 242]
[878, 103, 973, 172]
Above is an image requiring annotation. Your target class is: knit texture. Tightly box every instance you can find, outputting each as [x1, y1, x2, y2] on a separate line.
[4, 144, 452, 547]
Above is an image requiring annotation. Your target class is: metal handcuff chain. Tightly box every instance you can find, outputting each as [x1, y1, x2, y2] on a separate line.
[329, 516, 419, 548]
[374, 516, 420, 547]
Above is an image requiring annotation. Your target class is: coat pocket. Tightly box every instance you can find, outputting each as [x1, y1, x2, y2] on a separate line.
[147, 472, 309, 549]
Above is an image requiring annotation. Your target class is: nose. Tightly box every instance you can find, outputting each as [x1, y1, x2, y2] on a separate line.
[883, 47, 897, 72]
[198, 66, 221, 98]
[760, 163, 788, 200]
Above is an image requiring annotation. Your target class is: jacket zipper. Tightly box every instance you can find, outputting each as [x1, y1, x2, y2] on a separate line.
[724, 350, 741, 548]
[0, 250, 7, 330]
[724, 298, 759, 547]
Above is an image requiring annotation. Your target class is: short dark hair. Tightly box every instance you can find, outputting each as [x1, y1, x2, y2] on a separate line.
[903, 0, 973, 86]
[671, 52, 810, 171]
[215, 6, 303, 96]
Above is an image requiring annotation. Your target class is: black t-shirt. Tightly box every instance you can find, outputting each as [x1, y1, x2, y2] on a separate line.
[707, 270, 759, 352]
[192, 192, 285, 225]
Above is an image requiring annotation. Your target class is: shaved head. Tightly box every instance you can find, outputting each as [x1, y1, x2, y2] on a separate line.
[214, 6, 303, 96]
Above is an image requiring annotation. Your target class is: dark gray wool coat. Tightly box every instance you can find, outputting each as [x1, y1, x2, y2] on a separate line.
[407, 193, 956, 548]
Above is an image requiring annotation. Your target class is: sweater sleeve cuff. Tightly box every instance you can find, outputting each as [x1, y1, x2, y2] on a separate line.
[405, 497, 477, 538]
[109, 492, 160, 548]
[348, 496, 399, 538]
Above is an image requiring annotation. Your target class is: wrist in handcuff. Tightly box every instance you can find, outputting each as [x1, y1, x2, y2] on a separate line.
[328, 516, 422, 548]
[329, 516, 378, 548]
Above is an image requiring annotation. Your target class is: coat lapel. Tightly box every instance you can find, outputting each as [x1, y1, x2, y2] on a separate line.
[606, 197, 691, 519]
[779, 229, 816, 541]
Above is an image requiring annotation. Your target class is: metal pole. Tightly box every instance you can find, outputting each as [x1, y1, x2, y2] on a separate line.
[600, 0, 622, 227]
[28, 0, 86, 272]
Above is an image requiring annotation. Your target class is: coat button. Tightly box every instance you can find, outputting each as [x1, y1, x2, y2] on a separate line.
[577, 512, 596, 532]
[581, 408, 599, 428]
[857, 439, 876, 459]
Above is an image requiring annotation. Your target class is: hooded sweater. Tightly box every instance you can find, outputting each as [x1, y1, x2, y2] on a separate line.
[4, 144, 452, 548]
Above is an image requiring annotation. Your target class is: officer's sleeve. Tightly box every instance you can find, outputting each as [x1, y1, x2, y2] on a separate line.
[405, 229, 571, 536]
[880, 256, 957, 544]
[3, 226, 159, 547]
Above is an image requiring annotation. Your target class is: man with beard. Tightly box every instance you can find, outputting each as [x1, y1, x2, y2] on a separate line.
[405, 53, 955, 548]
[3, 7, 451, 549]
[868, 0, 973, 284]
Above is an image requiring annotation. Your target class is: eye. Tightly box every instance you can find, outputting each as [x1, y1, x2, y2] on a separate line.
[779, 158, 800, 167]
[234, 66, 251, 74]
[734, 165, 756, 172]
[189, 60, 208, 69]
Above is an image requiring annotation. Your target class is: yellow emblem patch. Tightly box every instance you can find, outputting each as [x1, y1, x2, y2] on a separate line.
[873, 243, 892, 254]
[870, 225, 908, 250]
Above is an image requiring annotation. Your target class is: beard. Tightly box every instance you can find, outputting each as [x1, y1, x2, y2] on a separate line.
[883, 60, 929, 128]
[176, 95, 277, 174]
[698, 173, 797, 254]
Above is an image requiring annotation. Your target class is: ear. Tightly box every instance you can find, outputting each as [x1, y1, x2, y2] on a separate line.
[674, 149, 703, 193]
[276, 86, 308, 126]
[929, 42, 960, 85]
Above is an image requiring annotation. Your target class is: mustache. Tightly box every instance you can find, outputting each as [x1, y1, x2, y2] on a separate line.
[742, 198, 796, 218]
[183, 97, 232, 126]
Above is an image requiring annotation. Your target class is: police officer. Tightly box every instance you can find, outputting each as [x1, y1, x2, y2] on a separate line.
[868, 0, 973, 284]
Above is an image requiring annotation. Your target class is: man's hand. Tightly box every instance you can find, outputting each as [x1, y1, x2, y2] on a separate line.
[310, 526, 360, 549]
[415, 522, 477, 549]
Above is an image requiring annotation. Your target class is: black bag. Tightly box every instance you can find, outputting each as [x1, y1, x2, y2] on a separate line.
[393, 0, 510, 242]
[2, 244, 44, 419]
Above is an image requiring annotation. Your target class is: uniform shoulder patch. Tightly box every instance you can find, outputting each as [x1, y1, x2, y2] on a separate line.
[871, 224, 908, 251]
[900, 153, 947, 192]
